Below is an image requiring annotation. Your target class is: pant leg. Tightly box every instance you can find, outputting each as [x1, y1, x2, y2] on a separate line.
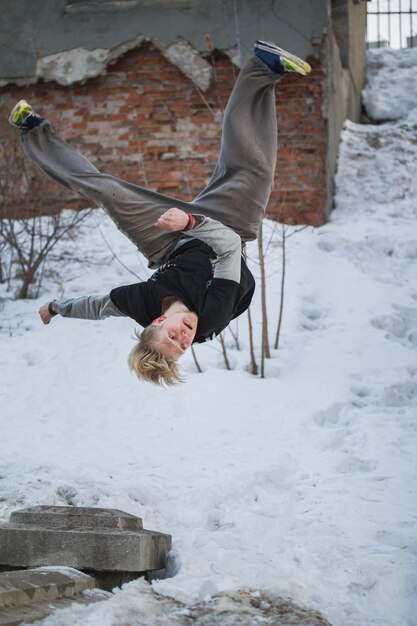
[21, 123, 187, 267]
[191, 56, 283, 242]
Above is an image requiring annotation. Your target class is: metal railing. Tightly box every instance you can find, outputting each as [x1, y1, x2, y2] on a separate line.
[367, 0, 417, 48]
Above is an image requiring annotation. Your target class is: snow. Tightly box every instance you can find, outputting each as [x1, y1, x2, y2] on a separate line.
[362, 48, 417, 121]
[1, 50, 417, 626]
[33, 566, 95, 581]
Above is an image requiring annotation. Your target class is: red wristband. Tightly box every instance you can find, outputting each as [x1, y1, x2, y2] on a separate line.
[185, 214, 195, 231]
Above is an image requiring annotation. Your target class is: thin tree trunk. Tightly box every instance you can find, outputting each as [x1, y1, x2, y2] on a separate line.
[219, 333, 232, 370]
[258, 221, 270, 362]
[228, 322, 240, 351]
[274, 225, 286, 350]
[247, 306, 258, 376]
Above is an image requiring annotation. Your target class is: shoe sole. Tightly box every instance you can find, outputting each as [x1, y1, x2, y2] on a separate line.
[255, 41, 311, 76]
[8, 99, 33, 127]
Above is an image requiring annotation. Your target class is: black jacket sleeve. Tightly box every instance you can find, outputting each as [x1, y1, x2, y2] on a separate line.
[194, 278, 241, 342]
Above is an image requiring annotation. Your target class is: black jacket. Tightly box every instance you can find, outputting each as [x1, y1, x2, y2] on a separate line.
[110, 239, 255, 343]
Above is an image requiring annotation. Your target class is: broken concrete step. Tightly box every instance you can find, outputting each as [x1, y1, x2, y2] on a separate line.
[0, 567, 108, 626]
[0, 588, 109, 626]
[0, 566, 95, 608]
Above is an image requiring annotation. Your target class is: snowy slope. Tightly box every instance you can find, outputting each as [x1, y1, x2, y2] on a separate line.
[0, 50, 416, 626]
[362, 47, 417, 121]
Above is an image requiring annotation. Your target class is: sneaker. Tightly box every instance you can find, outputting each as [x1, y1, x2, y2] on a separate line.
[8, 99, 44, 129]
[254, 40, 311, 76]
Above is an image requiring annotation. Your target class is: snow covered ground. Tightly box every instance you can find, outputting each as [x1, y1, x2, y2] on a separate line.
[362, 47, 417, 121]
[1, 48, 416, 626]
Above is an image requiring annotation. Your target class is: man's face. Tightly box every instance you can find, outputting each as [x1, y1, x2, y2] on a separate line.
[151, 311, 198, 360]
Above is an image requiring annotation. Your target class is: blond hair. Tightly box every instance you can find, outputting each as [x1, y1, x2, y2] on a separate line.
[128, 326, 183, 387]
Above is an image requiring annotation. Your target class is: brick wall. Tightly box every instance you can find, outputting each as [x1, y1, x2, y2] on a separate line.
[1, 42, 327, 226]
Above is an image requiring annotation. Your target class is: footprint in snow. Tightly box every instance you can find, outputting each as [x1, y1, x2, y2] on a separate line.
[252, 458, 300, 493]
[336, 456, 378, 474]
[317, 237, 336, 253]
[55, 485, 78, 505]
[376, 529, 416, 552]
[22, 351, 41, 366]
[350, 384, 372, 408]
[299, 307, 328, 332]
[383, 380, 417, 408]
[313, 403, 352, 428]
[206, 509, 235, 531]
[371, 304, 417, 348]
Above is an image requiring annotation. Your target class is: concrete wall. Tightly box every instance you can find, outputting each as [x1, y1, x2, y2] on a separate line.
[347, 0, 367, 118]
[324, 0, 367, 216]
[1, 0, 328, 83]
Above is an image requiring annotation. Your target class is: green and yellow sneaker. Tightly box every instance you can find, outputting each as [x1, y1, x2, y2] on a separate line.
[8, 100, 44, 129]
[254, 40, 311, 76]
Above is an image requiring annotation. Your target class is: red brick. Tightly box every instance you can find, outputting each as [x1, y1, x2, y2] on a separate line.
[0, 45, 327, 225]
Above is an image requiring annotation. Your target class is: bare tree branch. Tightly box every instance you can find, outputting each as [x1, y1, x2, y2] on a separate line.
[96, 226, 143, 281]
[228, 321, 240, 351]
[218, 332, 232, 370]
[191, 345, 202, 373]
[0, 120, 94, 298]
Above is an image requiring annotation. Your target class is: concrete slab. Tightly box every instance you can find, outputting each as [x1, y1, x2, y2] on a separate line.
[0, 507, 171, 574]
[10, 506, 143, 531]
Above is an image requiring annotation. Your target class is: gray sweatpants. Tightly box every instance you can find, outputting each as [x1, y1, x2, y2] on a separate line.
[21, 56, 282, 268]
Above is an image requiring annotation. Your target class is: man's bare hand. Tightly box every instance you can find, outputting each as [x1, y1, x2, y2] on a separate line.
[155, 208, 189, 232]
[39, 302, 54, 325]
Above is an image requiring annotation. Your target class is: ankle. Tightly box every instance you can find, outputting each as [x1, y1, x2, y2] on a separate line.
[21, 114, 45, 130]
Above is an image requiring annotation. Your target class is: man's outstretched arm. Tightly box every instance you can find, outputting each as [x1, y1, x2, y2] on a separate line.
[39, 294, 126, 325]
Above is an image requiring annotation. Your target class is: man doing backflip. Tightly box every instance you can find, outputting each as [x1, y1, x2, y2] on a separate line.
[9, 41, 311, 386]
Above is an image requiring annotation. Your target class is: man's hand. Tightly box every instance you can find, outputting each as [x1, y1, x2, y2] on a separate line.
[155, 208, 189, 232]
[39, 302, 55, 325]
